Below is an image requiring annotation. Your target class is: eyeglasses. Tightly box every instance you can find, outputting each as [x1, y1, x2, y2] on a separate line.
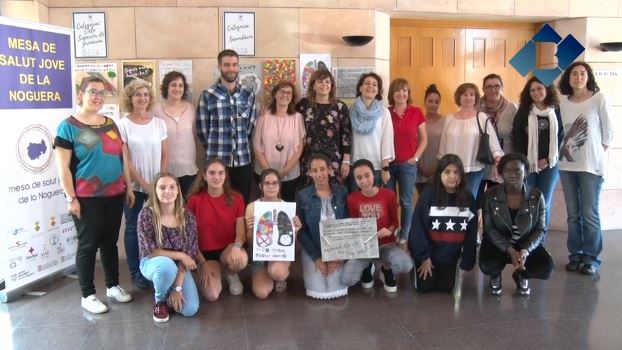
[277, 90, 293, 96]
[85, 89, 108, 97]
[263, 181, 279, 187]
[484, 84, 502, 91]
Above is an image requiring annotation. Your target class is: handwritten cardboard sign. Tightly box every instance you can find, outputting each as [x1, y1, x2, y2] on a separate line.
[223, 12, 255, 56]
[320, 218, 379, 261]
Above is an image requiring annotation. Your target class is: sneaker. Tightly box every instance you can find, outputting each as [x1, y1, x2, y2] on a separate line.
[81, 294, 108, 314]
[132, 275, 152, 290]
[275, 280, 287, 293]
[580, 263, 598, 275]
[379, 266, 398, 293]
[106, 285, 132, 303]
[565, 261, 582, 272]
[512, 271, 530, 296]
[360, 263, 374, 288]
[489, 275, 502, 296]
[226, 273, 244, 295]
[153, 301, 169, 323]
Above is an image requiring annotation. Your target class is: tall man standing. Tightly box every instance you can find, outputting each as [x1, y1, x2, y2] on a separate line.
[197, 49, 257, 203]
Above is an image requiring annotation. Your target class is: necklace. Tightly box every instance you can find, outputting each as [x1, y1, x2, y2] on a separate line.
[275, 116, 285, 151]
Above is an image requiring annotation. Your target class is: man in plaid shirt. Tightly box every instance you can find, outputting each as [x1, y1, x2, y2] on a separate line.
[196, 49, 257, 203]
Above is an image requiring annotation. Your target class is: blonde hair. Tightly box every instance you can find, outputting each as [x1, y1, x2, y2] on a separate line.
[123, 79, 154, 113]
[145, 172, 187, 247]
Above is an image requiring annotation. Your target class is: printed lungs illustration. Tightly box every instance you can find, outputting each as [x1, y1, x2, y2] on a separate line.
[277, 211, 294, 246]
[256, 210, 274, 247]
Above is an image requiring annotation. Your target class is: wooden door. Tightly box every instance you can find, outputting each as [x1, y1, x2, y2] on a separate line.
[391, 26, 465, 114]
[465, 28, 534, 104]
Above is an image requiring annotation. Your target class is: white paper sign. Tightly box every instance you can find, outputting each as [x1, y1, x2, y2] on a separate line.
[252, 201, 296, 261]
[224, 12, 255, 56]
[72, 12, 107, 58]
[300, 53, 331, 93]
[159, 60, 194, 100]
[320, 218, 379, 261]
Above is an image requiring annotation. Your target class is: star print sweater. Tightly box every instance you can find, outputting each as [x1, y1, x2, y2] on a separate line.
[409, 187, 477, 270]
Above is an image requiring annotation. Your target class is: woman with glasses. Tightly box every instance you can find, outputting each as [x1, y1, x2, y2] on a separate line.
[479, 153, 553, 296]
[54, 76, 135, 314]
[253, 81, 305, 202]
[117, 79, 168, 290]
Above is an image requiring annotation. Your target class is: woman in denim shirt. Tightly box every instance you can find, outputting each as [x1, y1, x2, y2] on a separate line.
[296, 153, 350, 299]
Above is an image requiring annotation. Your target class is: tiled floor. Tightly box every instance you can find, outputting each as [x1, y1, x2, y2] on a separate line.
[3, 230, 621, 350]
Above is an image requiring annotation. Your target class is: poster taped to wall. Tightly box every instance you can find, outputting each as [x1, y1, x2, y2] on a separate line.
[300, 53, 331, 92]
[320, 218, 379, 261]
[262, 59, 296, 103]
[74, 62, 118, 96]
[158, 60, 193, 100]
[212, 64, 261, 96]
[333, 67, 375, 98]
[252, 201, 296, 262]
[122, 60, 155, 94]
[223, 12, 255, 56]
[72, 12, 107, 58]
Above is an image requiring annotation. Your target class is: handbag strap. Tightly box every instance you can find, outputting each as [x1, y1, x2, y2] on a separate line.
[476, 114, 489, 135]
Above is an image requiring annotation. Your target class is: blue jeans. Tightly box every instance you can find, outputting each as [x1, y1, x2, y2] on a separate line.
[386, 162, 417, 239]
[465, 170, 485, 202]
[123, 191, 148, 279]
[140, 256, 199, 316]
[526, 164, 560, 231]
[559, 171, 604, 266]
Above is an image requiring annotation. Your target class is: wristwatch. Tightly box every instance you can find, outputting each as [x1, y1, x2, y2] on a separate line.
[414, 157, 419, 163]
[233, 242, 243, 249]
[382, 166, 390, 171]
[65, 195, 76, 203]
[173, 285, 182, 293]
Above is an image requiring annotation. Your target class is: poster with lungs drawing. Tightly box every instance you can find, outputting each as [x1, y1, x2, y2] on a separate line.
[299, 53, 331, 94]
[252, 201, 296, 261]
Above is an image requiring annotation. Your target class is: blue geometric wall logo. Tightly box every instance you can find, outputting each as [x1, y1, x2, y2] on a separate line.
[509, 24, 585, 86]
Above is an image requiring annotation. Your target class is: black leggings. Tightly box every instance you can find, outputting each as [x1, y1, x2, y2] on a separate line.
[414, 260, 458, 293]
[479, 239, 554, 280]
[228, 164, 254, 204]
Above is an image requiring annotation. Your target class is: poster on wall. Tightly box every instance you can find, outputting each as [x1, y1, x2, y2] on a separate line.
[72, 12, 107, 58]
[262, 59, 296, 103]
[252, 202, 296, 262]
[223, 12, 255, 56]
[0, 17, 76, 302]
[212, 63, 261, 95]
[158, 59, 193, 100]
[122, 60, 155, 93]
[74, 62, 118, 96]
[299, 53, 331, 93]
[333, 67, 375, 98]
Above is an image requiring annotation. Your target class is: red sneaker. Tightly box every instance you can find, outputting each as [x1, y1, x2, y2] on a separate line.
[153, 301, 169, 323]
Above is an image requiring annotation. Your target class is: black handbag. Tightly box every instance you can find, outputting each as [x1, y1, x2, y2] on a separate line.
[476, 115, 494, 165]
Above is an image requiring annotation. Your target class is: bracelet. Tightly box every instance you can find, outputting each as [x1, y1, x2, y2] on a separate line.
[342, 160, 350, 166]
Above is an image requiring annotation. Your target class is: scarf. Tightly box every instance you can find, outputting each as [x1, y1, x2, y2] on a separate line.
[527, 105, 558, 173]
[480, 95, 508, 128]
[350, 97, 384, 135]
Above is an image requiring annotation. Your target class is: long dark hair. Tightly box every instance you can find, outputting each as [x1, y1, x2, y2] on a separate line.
[432, 154, 470, 209]
[187, 158, 236, 206]
[355, 72, 383, 100]
[512, 77, 560, 155]
[557, 61, 600, 96]
[306, 70, 336, 104]
[259, 168, 282, 198]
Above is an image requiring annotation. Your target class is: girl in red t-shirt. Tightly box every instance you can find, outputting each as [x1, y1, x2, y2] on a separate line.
[187, 158, 248, 301]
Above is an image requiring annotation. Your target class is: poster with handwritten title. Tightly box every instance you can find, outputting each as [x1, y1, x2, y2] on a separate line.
[122, 60, 155, 95]
[320, 218, 379, 261]
[72, 12, 107, 58]
[224, 12, 255, 56]
[252, 202, 296, 262]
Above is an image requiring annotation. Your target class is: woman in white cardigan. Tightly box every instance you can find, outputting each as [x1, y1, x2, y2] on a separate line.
[438, 83, 503, 200]
[348, 72, 395, 192]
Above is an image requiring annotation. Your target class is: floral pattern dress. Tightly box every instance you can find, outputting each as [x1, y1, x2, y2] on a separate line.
[295, 98, 352, 182]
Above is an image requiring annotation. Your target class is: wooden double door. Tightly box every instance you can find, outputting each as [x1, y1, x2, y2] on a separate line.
[391, 20, 537, 114]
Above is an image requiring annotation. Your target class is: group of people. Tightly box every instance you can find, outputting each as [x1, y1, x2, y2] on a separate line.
[53, 48, 614, 323]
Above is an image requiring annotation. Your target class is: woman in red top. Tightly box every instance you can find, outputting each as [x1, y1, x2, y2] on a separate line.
[187, 158, 248, 300]
[386, 78, 428, 248]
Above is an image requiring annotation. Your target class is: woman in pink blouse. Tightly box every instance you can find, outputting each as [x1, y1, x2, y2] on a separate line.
[153, 71, 198, 198]
[253, 81, 305, 201]
[138, 172, 207, 322]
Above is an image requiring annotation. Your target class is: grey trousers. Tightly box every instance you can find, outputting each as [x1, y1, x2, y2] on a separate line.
[341, 243, 414, 286]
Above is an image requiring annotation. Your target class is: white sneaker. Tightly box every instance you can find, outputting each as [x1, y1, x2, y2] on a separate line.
[106, 285, 132, 303]
[226, 273, 244, 295]
[81, 295, 108, 314]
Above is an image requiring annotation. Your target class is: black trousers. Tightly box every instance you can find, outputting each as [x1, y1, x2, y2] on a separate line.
[73, 195, 124, 297]
[414, 260, 458, 293]
[228, 163, 254, 204]
[479, 239, 554, 280]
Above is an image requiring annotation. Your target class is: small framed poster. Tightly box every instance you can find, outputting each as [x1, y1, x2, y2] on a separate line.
[72, 12, 107, 58]
[223, 12, 255, 56]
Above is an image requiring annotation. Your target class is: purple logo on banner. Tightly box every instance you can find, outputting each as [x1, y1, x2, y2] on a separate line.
[0, 24, 72, 109]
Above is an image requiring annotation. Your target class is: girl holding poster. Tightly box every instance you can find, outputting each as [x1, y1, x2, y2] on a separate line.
[345, 159, 413, 293]
[408, 154, 478, 293]
[245, 169, 301, 299]
[186, 158, 247, 300]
